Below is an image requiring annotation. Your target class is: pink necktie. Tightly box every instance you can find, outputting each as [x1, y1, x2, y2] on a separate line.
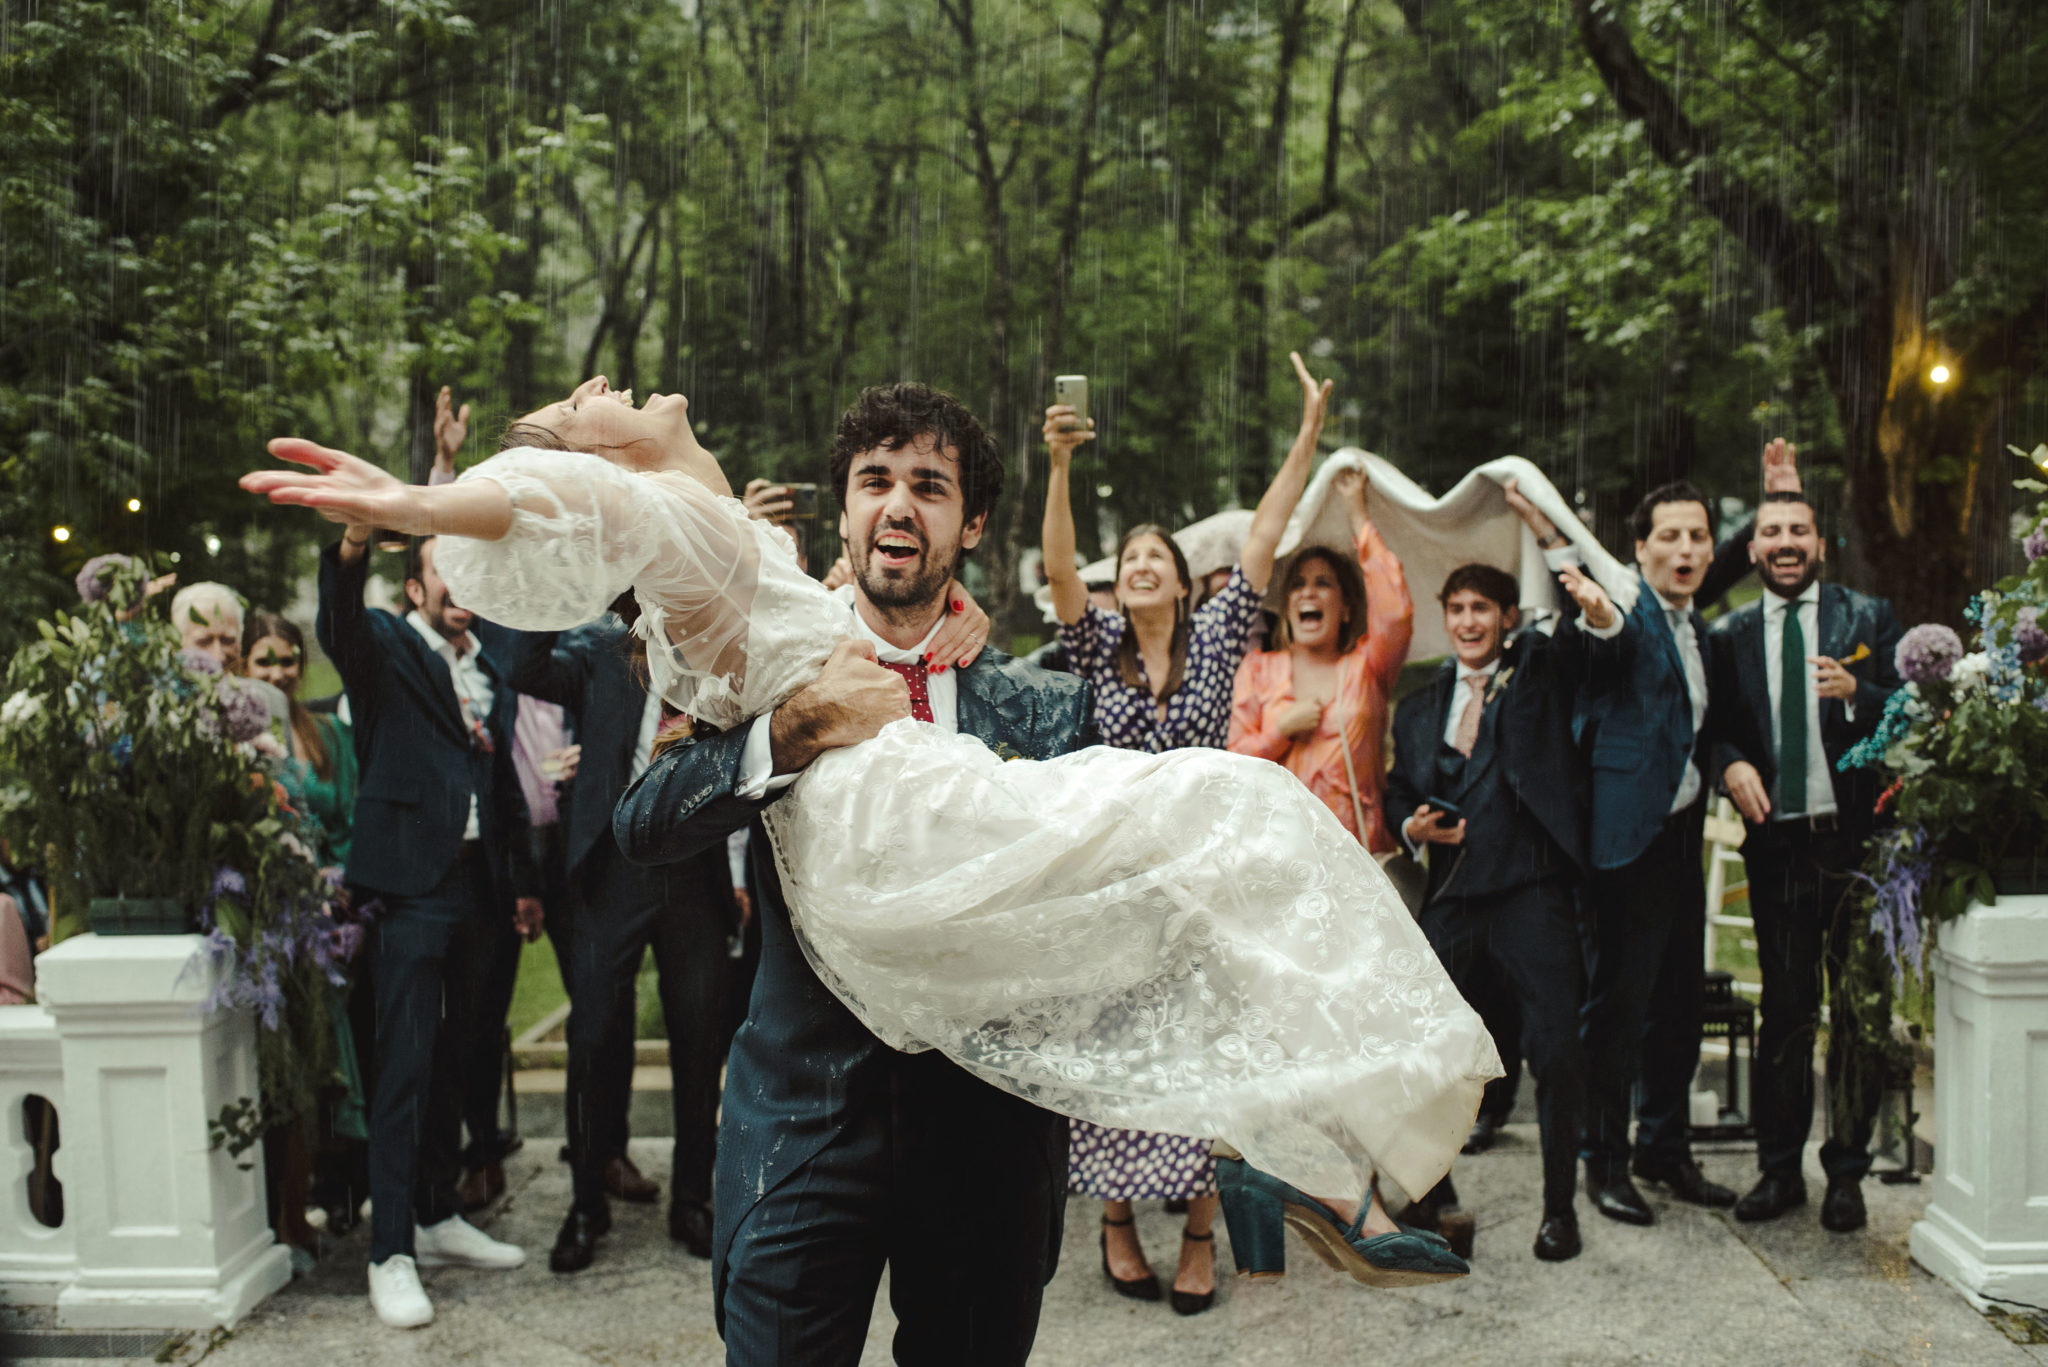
[1452, 674, 1488, 758]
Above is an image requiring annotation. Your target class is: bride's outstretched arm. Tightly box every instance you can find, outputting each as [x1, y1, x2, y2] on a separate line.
[241, 438, 514, 546]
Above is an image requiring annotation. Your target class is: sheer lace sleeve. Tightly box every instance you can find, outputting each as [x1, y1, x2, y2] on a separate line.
[434, 446, 847, 729]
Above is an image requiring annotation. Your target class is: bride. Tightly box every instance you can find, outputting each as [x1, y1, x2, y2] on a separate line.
[243, 377, 1513, 1287]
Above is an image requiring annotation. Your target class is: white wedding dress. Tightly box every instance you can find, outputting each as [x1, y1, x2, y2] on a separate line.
[436, 446, 1501, 1199]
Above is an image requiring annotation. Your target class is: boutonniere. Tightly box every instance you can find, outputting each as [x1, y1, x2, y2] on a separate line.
[1843, 642, 1872, 666]
[990, 740, 1028, 763]
[1485, 666, 1515, 704]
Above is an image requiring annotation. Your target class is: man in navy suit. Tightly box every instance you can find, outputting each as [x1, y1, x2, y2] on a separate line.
[494, 606, 739, 1273]
[1709, 492, 1903, 1233]
[319, 529, 541, 1329]
[1567, 481, 1743, 1225]
[1388, 559, 1615, 1262]
[615, 383, 1095, 1366]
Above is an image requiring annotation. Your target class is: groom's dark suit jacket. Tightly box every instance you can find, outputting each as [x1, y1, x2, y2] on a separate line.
[613, 646, 1097, 1331]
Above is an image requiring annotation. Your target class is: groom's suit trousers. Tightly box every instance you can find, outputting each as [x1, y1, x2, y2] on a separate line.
[718, 1041, 1066, 1367]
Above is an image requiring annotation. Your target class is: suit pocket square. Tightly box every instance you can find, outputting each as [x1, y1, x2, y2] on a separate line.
[1842, 642, 1872, 665]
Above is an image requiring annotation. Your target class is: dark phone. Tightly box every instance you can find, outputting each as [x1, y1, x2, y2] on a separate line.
[1422, 797, 1463, 821]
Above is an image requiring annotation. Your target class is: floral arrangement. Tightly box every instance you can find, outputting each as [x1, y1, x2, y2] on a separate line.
[0, 552, 346, 1130]
[1843, 446, 2048, 987]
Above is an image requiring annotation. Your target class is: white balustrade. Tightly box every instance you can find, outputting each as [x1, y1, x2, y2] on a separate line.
[0, 933, 292, 1329]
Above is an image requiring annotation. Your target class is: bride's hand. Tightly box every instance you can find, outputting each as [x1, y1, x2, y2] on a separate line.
[926, 581, 991, 671]
[241, 438, 423, 532]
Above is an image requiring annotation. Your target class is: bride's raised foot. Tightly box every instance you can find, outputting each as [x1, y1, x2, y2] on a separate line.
[1213, 1152, 1470, 1289]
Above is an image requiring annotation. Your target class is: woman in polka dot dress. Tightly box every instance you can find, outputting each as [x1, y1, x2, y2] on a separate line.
[1040, 352, 1333, 1315]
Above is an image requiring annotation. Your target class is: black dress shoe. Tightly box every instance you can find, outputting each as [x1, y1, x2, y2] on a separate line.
[604, 1154, 661, 1204]
[669, 1197, 714, 1258]
[549, 1206, 610, 1274]
[1436, 1206, 1476, 1259]
[1587, 1172, 1654, 1226]
[1820, 1177, 1867, 1233]
[1631, 1154, 1736, 1208]
[1734, 1172, 1807, 1223]
[1100, 1215, 1161, 1301]
[1533, 1209, 1582, 1262]
[1463, 1112, 1502, 1155]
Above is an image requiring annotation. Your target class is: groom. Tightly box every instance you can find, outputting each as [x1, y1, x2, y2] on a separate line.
[614, 382, 1097, 1366]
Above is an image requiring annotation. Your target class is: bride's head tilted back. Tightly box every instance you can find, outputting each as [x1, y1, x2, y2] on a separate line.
[501, 375, 731, 497]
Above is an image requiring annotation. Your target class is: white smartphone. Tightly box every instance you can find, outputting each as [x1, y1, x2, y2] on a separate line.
[1053, 374, 1089, 429]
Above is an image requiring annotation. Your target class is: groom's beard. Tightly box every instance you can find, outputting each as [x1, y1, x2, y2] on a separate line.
[853, 521, 958, 626]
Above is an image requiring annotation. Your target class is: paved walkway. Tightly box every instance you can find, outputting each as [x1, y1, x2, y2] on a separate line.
[25, 1123, 2031, 1367]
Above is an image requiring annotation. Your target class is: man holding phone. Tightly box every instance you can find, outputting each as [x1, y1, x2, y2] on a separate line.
[1386, 557, 1617, 1263]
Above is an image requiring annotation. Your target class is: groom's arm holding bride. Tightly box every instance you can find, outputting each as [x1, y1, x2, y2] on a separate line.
[613, 638, 912, 866]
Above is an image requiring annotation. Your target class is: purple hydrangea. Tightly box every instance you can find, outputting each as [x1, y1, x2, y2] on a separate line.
[2027, 527, 2048, 563]
[178, 647, 224, 676]
[1896, 623, 1965, 685]
[218, 680, 271, 743]
[2017, 607, 2048, 665]
[75, 553, 134, 603]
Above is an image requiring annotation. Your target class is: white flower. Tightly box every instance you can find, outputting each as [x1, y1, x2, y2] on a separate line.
[0, 690, 43, 728]
[279, 831, 316, 865]
[1951, 651, 1991, 694]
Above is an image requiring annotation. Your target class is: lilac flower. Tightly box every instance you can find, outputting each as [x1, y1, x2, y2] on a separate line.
[2016, 607, 2048, 665]
[1896, 623, 1965, 685]
[332, 921, 365, 964]
[210, 866, 248, 902]
[253, 957, 283, 1031]
[2027, 527, 2048, 563]
[75, 553, 133, 603]
[178, 647, 223, 676]
[218, 680, 271, 743]
[1861, 825, 1934, 988]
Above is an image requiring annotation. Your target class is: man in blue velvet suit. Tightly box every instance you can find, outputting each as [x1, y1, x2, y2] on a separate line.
[1388, 559, 1616, 1263]
[492, 604, 740, 1273]
[1570, 481, 1743, 1225]
[1708, 492, 1903, 1234]
[614, 383, 1096, 1366]
[318, 530, 541, 1329]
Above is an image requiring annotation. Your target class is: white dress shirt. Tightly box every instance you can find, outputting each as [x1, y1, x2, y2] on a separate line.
[407, 609, 495, 840]
[629, 687, 664, 784]
[1650, 589, 1709, 814]
[1762, 581, 1838, 819]
[736, 587, 958, 799]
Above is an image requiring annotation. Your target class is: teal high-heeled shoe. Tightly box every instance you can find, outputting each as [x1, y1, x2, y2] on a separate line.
[1213, 1149, 1471, 1288]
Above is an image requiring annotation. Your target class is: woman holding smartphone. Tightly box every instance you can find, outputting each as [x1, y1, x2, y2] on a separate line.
[1040, 353, 1333, 1315]
[1225, 467, 1414, 851]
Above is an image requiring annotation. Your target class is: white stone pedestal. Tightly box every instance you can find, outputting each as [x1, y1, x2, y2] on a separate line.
[0, 1003, 71, 1304]
[33, 934, 290, 1330]
[1911, 893, 2048, 1310]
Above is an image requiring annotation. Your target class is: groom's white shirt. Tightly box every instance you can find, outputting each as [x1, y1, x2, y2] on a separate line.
[735, 584, 958, 800]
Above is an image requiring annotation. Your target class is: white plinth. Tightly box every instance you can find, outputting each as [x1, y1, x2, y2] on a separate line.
[0, 1004, 72, 1304]
[1910, 893, 2048, 1311]
[33, 934, 290, 1329]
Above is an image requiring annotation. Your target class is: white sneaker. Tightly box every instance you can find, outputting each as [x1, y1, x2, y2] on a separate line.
[368, 1255, 434, 1329]
[414, 1215, 527, 1270]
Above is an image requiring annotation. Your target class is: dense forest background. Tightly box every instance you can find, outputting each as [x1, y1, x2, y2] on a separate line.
[7, 0, 2048, 653]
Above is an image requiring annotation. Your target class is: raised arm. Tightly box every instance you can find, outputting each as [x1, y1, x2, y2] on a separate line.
[1040, 404, 1097, 625]
[1240, 352, 1334, 593]
[1345, 472, 1415, 683]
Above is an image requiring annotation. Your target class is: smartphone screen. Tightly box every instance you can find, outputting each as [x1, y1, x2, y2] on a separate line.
[1053, 374, 1089, 428]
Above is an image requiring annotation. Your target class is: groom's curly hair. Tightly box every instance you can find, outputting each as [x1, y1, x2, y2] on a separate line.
[829, 383, 1005, 540]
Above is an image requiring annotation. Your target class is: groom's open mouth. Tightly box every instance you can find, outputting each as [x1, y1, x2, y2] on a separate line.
[871, 529, 924, 571]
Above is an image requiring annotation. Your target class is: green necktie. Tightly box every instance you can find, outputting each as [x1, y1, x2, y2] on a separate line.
[1778, 601, 1808, 816]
